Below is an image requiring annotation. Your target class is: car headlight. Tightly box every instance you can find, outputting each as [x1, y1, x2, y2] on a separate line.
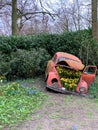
[52, 78, 58, 88]
[52, 78, 58, 84]
[80, 86, 85, 92]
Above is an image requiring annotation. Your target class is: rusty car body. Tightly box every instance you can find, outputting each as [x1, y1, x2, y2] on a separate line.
[45, 52, 97, 96]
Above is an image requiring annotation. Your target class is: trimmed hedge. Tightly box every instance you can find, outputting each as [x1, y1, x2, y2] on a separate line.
[0, 29, 98, 80]
[0, 48, 50, 80]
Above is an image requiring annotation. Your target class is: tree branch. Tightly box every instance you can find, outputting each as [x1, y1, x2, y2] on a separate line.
[0, 2, 11, 9]
[17, 9, 56, 20]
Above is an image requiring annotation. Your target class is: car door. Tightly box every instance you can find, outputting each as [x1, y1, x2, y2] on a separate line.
[45, 54, 57, 79]
[81, 65, 97, 85]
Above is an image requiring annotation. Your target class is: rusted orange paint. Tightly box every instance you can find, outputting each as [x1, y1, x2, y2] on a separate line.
[45, 52, 97, 94]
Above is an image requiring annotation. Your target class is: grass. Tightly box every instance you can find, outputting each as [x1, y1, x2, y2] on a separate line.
[49, 113, 61, 119]
[0, 78, 48, 129]
[0, 75, 98, 129]
[89, 76, 98, 98]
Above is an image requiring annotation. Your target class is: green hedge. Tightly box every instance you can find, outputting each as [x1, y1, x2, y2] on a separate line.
[0, 36, 33, 53]
[0, 48, 50, 80]
[0, 29, 98, 80]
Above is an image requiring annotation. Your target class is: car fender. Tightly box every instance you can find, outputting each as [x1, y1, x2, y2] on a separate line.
[46, 72, 62, 88]
[76, 80, 88, 94]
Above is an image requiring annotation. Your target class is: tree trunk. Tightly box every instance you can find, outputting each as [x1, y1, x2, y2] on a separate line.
[76, 0, 80, 30]
[92, 0, 98, 40]
[12, 0, 17, 35]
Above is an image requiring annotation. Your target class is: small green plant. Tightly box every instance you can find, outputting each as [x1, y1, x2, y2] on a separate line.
[49, 113, 60, 119]
[0, 76, 7, 83]
[89, 76, 98, 98]
[0, 80, 48, 129]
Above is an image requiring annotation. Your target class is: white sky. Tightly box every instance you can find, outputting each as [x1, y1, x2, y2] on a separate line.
[0, 0, 91, 35]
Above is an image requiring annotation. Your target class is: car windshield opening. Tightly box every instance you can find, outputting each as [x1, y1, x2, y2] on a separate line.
[58, 57, 79, 63]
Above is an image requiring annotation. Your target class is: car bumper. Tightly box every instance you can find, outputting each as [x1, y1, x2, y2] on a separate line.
[46, 85, 66, 93]
[46, 85, 88, 97]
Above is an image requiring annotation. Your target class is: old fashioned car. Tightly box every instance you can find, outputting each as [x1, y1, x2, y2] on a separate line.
[45, 52, 97, 96]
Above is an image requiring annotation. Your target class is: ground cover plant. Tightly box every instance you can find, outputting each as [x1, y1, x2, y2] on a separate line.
[0, 75, 98, 130]
[89, 76, 98, 98]
[1, 76, 98, 130]
[0, 77, 48, 129]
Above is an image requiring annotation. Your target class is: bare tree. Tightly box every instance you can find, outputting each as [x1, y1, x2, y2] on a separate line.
[76, 0, 80, 30]
[54, 0, 91, 33]
[0, 0, 93, 35]
[0, 0, 11, 35]
[0, 0, 56, 35]
[92, 0, 98, 40]
[15, 0, 56, 35]
[12, 0, 17, 35]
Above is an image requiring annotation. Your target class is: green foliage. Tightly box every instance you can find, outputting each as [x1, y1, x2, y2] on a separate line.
[89, 76, 98, 98]
[0, 80, 47, 129]
[30, 33, 62, 55]
[0, 29, 98, 79]
[2, 48, 50, 80]
[0, 76, 7, 83]
[0, 36, 33, 53]
[29, 30, 98, 65]
[0, 52, 11, 77]
[75, 29, 98, 65]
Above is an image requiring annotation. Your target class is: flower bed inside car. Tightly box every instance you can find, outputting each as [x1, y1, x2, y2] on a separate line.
[56, 66, 82, 91]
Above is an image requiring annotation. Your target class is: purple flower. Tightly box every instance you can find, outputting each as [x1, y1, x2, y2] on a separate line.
[72, 125, 77, 130]
[28, 89, 38, 95]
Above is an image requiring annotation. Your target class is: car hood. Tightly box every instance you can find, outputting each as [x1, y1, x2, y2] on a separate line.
[58, 60, 85, 70]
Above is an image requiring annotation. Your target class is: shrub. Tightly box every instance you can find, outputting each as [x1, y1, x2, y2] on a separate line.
[0, 36, 33, 54]
[6, 48, 50, 80]
[0, 52, 11, 77]
[0, 29, 98, 80]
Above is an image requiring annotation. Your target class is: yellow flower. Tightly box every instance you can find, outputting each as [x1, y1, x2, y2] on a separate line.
[58, 66, 81, 90]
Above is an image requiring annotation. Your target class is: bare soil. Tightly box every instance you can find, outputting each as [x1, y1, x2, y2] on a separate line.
[3, 77, 98, 130]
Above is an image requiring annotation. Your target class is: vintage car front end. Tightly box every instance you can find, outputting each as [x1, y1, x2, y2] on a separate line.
[45, 52, 97, 95]
[46, 71, 66, 93]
